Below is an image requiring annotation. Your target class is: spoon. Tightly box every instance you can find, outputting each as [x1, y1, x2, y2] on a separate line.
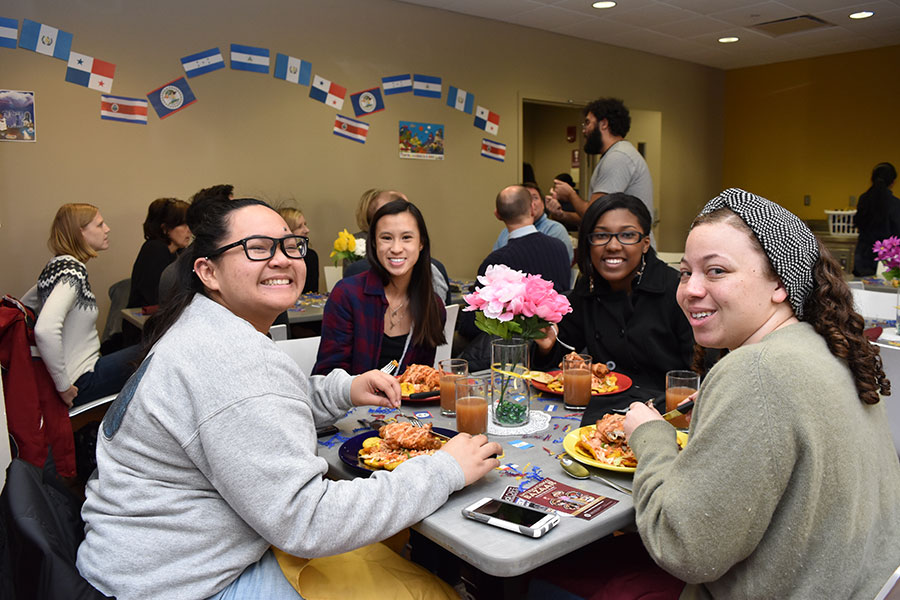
[559, 454, 633, 495]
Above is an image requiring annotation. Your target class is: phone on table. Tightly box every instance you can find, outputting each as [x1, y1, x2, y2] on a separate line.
[461, 497, 560, 538]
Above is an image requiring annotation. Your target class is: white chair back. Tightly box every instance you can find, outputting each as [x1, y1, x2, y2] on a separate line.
[268, 323, 288, 341]
[275, 336, 321, 376]
[655, 251, 683, 267]
[433, 304, 460, 368]
[874, 563, 900, 600]
[324, 266, 343, 293]
[850, 288, 896, 321]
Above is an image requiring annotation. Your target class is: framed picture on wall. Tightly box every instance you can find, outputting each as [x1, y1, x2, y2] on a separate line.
[399, 121, 444, 160]
[0, 90, 36, 142]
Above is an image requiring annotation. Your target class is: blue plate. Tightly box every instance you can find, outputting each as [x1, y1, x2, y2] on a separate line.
[338, 427, 457, 477]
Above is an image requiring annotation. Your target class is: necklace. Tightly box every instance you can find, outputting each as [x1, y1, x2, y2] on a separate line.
[387, 300, 407, 332]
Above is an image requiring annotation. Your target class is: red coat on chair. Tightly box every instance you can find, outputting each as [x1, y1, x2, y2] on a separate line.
[0, 295, 75, 477]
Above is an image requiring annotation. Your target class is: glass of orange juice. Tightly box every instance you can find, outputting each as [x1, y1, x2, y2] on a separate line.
[666, 370, 699, 429]
[455, 376, 489, 435]
[439, 359, 468, 417]
[562, 353, 593, 410]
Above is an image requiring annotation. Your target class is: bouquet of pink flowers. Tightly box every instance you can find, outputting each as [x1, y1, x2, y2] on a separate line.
[874, 237, 900, 283]
[463, 264, 572, 341]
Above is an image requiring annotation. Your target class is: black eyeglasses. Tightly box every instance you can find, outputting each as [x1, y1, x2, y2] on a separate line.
[206, 235, 308, 261]
[587, 231, 646, 246]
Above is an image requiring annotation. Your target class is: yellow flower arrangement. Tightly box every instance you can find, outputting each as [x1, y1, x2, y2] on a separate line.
[330, 229, 366, 266]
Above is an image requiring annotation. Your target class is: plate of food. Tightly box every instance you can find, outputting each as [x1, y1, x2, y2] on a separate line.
[339, 422, 456, 476]
[396, 364, 442, 402]
[563, 413, 687, 473]
[526, 367, 631, 397]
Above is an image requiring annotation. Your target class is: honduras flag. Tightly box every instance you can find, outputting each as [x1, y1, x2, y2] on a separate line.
[382, 74, 412, 95]
[19, 18, 72, 60]
[274, 53, 311, 86]
[447, 86, 474, 114]
[147, 77, 197, 120]
[181, 48, 224, 78]
[230, 44, 269, 73]
[350, 87, 385, 117]
[0, 17, 18, 49]
[413, 74, 441, 98]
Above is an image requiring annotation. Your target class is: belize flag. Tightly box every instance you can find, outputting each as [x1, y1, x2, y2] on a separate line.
[181, 48, 224, 78]
[19, 18, 72, 60]
[481, 139, 506, 162]
[230, 44, 269, 73]
[413, 74, 441, 98]
[350, 87, 385, 117]
[310, 75, 346, 110]
[333, 114, 369, 144]
[147, 77, 197, 120]
[0, 17, 18, 49]
[274, 53, 311, 85]
[381, 74, 412, 95]
[447, 86, 474, 114]
[100, 94, 148, 124]
[474, 105, 500, 136]
[65, 52, 115, 92]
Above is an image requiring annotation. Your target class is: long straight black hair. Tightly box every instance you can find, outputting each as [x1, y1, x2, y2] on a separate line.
[366, 199, 445, 347]
[142, 197, 272, 356]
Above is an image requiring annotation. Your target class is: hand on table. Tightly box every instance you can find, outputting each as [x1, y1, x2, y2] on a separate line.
[350, 370, 401, 409]
[440, 433, 502, 486]
[623, 401, 662, 442]
[60, 385, 78, 408]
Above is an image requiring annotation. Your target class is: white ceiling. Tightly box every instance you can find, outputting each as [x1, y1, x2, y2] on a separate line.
[397, 0, 900, 69]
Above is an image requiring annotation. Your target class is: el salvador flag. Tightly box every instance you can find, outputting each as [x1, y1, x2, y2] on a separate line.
[181, 48, 224, 78]
[447, 86, 474, 114]
[230, 44, 269, 73]
[274, 53, 311, 86]
[0, 17, 18, 49]
[19, 18, 72, 60]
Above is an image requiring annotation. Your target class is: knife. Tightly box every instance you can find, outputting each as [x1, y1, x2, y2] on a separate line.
[661, 399, 694, 422]
[407, 390, 440, 400]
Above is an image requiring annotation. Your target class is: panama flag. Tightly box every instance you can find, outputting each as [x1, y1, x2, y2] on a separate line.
[474, 105, 500, 135]
[19, 18, 72, 60]
[413, 74, 441, 98]
[350, 87, 385, 117]
[181, 48, 224, 78]
[230, 44, 269, 73]
[382, 74, 412, 95]
[274, 53, 311, 85]
[147, 77, 197, 119]
[333, 114, 369, 144]
[100, 94, 148, 124]
[481, 139, 506, 162]
[447, 86, 474, 114]
[310, 75, 346, 110]
[0, 17, 18, 49]
[65, 52, 115, 92]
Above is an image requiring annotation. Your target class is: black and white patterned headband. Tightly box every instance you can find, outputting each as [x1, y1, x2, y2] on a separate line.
[698, 188, 819, 318]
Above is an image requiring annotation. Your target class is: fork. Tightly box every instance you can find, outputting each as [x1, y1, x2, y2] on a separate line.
[380, 360, 399, 376]
[396, 412, 452, 441]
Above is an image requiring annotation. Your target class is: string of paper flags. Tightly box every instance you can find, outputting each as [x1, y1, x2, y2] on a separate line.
[1, 17, 507, 161]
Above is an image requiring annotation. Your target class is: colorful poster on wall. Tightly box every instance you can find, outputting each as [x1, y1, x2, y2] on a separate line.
[399, 121, 444, 160]
[0, 90, 36, 142]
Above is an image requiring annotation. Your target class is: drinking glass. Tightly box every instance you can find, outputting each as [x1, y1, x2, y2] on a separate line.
[666, 370, 699, 429]
[439, 358, 468, 417]
[562, 353, 592, 410]
[455, 376, 489, 435]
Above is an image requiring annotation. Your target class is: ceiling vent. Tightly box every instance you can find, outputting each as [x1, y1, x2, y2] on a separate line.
[752, 15, 833, 37]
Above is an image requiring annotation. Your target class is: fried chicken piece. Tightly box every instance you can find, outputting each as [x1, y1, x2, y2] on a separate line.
[398, 364, 441, 390]
[594, 413, 626, 443]
[559, 352, 610, 378]
[378, 422, 443, 451]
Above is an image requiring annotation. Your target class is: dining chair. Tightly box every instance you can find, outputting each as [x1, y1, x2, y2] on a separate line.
[433, 304, 460, 369]
[275, 336, 321, 376]
[874, 563, 900, 600]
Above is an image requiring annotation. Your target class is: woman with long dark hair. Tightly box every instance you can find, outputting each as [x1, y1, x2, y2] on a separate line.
[314, 199, 446, 375]
[623, 188, 900, 598]
[127, 197, 191, 307]
[77, 197, 500, 598]
[853, 161, 899, 276]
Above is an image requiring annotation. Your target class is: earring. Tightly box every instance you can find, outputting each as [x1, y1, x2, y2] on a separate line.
[634, 253, 647, 286]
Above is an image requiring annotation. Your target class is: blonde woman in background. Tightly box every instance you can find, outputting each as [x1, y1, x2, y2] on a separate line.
[278, 206, 319, 293]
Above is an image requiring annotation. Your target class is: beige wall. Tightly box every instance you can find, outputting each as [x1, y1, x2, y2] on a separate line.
[0, 0, 724, 325]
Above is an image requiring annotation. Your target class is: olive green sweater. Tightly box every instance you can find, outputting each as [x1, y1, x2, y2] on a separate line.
[630, 322, 900, 599]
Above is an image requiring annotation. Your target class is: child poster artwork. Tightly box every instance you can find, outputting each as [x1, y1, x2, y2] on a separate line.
[399, 121, 444, 160]
[0, 90, 36, 142]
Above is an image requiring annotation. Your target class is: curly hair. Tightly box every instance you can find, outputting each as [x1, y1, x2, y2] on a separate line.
[584, 98, 631, 138]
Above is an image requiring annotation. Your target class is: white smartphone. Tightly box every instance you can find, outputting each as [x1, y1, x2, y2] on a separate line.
[461, 497, 560, 538]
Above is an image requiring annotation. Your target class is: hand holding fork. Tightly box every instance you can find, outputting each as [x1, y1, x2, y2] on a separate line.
[349, 361, 402, 409]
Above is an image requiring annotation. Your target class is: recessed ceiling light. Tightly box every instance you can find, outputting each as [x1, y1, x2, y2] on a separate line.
[718, 36, 740, 43]
[592, 1, 617, 9]
[849, 11, 874, 19]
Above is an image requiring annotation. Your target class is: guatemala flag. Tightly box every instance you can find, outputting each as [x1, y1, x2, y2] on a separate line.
[147, 77, 197, 119]
[481, 139, 506, 162]
[230, 44, 269, 73]
[0, 17, 18, 49]
[333, 114, 369, 144]
[18, 18, 72, 60]
[413, 74, 441, 98]
[100, 95, 148, 124]
[474, 105, 500, 136]
[382, 74, 412, 95]
[350, 87, 385, 117]
[181, 48, 224, 78]
[310, 75, 346, 110]
[447, 86, 474, 114]
[65, 52, 115, 92]
[274, 53, 311, 85]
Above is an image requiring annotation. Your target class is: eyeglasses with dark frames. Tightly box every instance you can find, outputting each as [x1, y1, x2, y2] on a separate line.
[206, 235, 308, 261]
[587, 231, 646, 246]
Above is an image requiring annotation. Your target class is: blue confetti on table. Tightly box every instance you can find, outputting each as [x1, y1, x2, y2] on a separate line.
[368, 407, 394, 415]
[544, 404, 557, 412]
[318, 433, 351, 449]
[509, 440, 534, 449]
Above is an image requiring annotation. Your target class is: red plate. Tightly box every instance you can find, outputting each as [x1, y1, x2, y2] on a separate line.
[400, 390, 440, 403]
[529, 369, 632, 397]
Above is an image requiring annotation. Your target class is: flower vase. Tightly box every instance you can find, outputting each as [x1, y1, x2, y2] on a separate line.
[896, 286, 900, 335]
[490, 338, 530, 427]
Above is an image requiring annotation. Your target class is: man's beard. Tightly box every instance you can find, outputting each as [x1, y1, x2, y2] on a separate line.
[583, 128, 604, 155]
